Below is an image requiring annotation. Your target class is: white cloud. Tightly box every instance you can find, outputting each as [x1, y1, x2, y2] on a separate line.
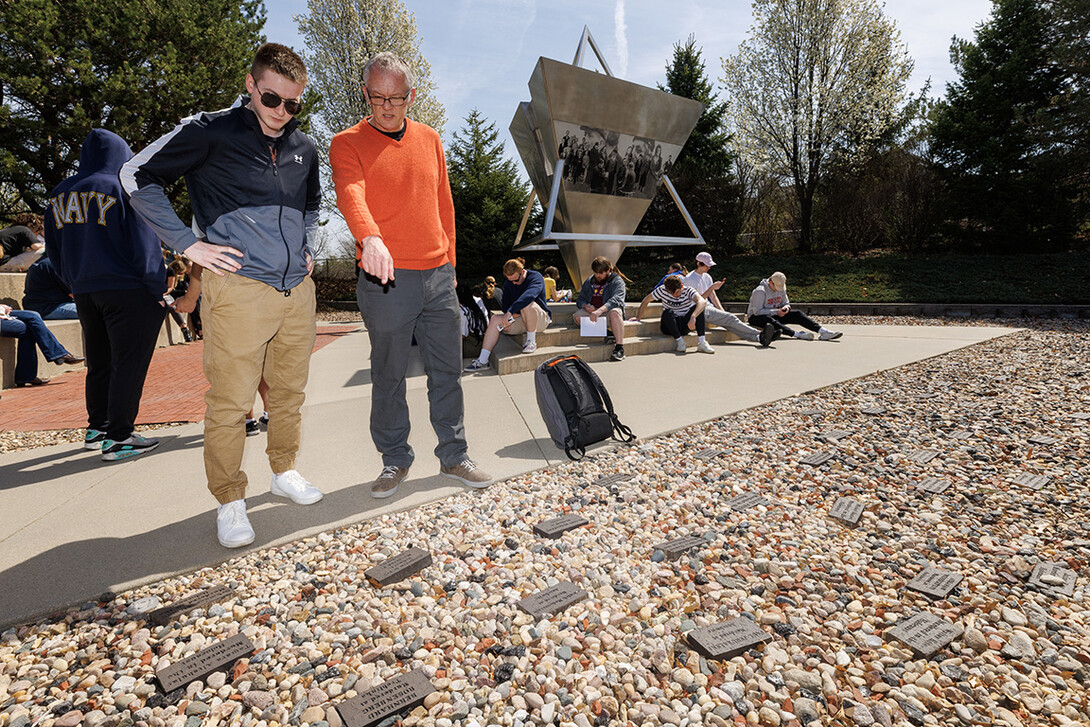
[614, 0, 628, 79]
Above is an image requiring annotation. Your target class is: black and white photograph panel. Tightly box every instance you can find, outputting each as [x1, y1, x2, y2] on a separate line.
[554, 121, 684, 200]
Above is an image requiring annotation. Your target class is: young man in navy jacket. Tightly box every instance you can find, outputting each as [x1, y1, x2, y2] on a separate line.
[45, 128, 166, 460]
[122, 43, 323, 548]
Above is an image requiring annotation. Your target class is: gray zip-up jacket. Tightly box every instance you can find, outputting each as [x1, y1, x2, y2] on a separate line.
[121, 96, 320, 292]
[747, 278, 789, 318]
[575, 271, 626, 311]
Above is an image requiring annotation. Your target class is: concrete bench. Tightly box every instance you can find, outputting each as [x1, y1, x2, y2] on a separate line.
[0, 272, 26, 308]
[1, 312, 187, 389]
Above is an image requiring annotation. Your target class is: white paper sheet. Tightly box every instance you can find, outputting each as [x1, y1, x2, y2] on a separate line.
[579, 316, 608, 337]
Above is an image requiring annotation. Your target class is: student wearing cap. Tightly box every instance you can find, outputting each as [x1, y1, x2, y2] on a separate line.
[681, 252, 776, 348]
[747, 271, 841, 340]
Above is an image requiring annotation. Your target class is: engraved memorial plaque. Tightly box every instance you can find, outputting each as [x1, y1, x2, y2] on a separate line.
[886, 612, 961, 658]
[1027, 435, 1058, 446]
[1029, 562, 1076, 597]
[1011, 473, 1050, 491]
[336, 669, 435, 727]
[517, 581, 588, 618]
[533, 514, 590, 539]
[861, 406, 887, 415]
[652, 534, 704, 560]
[906, 449, 939, 465]
[829, 497, 864, 526]
[864, 388, 884, 395]
[694, 449, 724, 461]
[727, 492, 770, 511]
[916, 477, 951, 495]
[365, 548, 432, 588]
[916, 393, 939, 401]
[148, 585, 234, 626]
[1072, 412, 1090, 421]
[155, 633, 253, 693]
[687, 618, 771, 660]
[592, 473, 633, 488]
[907, 567, 963, 599]
[950, 430, 973, 440]
[820, 429, 852, 442]
[799, 409, 823, 416]
[800, 452, 834, 466]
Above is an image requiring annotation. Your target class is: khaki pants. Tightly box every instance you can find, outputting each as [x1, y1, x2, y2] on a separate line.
[201, 273, 316, 504]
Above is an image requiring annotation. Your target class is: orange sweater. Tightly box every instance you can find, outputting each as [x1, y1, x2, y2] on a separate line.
[330, 118, 456, 270]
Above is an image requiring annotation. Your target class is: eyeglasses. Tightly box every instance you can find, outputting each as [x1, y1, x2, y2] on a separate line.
[256, 86, 302, 115]
[366, 90, 411, 107]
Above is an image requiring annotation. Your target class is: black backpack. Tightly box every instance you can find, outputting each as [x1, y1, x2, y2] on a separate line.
[535, 354, 635, 460]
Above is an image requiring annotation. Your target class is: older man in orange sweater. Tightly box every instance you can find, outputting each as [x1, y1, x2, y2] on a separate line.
[330, 51, 493, 499]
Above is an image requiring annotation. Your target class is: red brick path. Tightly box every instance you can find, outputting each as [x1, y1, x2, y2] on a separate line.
[0, 327, 351, 432]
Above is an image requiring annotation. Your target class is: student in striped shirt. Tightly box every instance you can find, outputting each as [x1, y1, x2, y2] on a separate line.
[631, 275, 714, 354]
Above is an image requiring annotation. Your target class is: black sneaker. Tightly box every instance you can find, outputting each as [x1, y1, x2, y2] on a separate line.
[759, 323, 776, 348]
[245, 419, 260, 436]
[610, 345, 625, 361]
[101, 434, 160, 462]
[258, 411, 269, 426]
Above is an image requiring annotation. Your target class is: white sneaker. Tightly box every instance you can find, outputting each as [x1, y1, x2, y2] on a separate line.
[697, 340, 715, 354]
[216, 500, 255, 548]
[795, 331, 815, 340]
[270, 470, 324, 505]
[819, 329, 843, 341]
[675, 338, 687, 353]
[522, 340, 537, 353]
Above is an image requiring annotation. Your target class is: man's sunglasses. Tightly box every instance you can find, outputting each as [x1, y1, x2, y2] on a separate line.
[256, 87, 302, 116]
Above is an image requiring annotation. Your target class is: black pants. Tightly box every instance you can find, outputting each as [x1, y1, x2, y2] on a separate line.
[748, 310, 821, 336]
[660, 308, 705, 338]
[75, 290, 165, 441]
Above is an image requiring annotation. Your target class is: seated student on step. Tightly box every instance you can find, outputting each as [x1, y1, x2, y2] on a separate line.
[631, 275, 714, 354]
[0, 214, 45, 271]
[681, 252, 777, 348]
[543, 266, 572, 302]
[22, 256, 78, 319]
[0, 303, 83, 386]
[573, 255, 627, 362]
[747, 271, 841, 341]
[465, 258, 551, 370]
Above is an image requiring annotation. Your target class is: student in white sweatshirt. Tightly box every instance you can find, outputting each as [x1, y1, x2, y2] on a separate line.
[746, 271, 841, 341]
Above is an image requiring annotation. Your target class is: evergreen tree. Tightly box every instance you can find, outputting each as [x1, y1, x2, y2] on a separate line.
[929, 0, 1073, 250]
[447, 110, 530, 281]
[638, 36, 741, 257]
[0, 0, 266, 212]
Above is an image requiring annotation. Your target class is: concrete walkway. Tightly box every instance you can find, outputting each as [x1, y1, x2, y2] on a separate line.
[0, 321, 1017, 628]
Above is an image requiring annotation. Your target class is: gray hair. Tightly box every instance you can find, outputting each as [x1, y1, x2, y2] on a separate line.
[362, 51, 415, 89]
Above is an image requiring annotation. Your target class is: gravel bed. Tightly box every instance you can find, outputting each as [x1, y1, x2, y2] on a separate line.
[2, 321, 1089, 727]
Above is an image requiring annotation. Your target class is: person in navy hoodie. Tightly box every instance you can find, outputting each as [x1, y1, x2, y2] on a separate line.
[45, 129, 168, 461]
[464, 258, 551, 371]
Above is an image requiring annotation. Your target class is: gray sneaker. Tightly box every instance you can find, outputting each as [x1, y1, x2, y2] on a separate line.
[440, 459, 494, 488]
[371, 465, 409, 499]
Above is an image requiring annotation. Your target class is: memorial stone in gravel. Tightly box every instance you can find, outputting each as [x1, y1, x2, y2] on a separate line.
[950, 430, 973, 440]
[1027, 435, 1059, 446]
[687, 618, 772, 660]
[155, 633, 253, 693]
[694, 449, 724, 460]
[726, 492, 770, 511]
[861, 406, 887, 415]
[799, 408, 823, 416]
[907, 567, 963, 599]
[829, 497, 865, 526]
[1072, 412, 1090, 421]
[517, 581, 587, 619]
[800, 451, 834, 466]
[147, 584, 234, 626]
[1029, 562, 1076, 597]
[887, 612, 962, 659]
[820, 429, 852, 442]
[652, 534, 705, 561]
[916, 477, 952, 495]
[364, 548, 432, 588]
[337, 668, 435, 727]
[906, 449, 939, 465]
[592, 473, 632, 487]
[533, 513, 589, 539]
[1010, 473, 1050, 491]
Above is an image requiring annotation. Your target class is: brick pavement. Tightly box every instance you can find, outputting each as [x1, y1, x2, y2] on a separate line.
[0, 327, 351, 432]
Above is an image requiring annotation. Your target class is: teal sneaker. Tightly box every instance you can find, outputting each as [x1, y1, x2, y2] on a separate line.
[101, 434, 160, 462]
[84, 429, 108, 450]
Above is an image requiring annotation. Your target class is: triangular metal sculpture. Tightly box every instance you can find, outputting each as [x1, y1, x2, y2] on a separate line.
[510, 26, 706, 285]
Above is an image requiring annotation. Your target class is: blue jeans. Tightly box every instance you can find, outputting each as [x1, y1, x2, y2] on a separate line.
[0, 309, 69, 384]
[40, 301, 80, 320]
[356, 264, 467, 469]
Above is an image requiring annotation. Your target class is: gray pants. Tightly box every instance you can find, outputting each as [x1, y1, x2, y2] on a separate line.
[704, 306, 759, 341]
[357, 264, 467, 469]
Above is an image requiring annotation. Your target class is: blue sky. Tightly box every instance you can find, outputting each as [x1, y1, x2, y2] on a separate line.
[265, 0, 995, 145]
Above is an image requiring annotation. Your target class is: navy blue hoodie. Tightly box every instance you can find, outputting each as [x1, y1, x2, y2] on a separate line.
[44, 129, 166, 300]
